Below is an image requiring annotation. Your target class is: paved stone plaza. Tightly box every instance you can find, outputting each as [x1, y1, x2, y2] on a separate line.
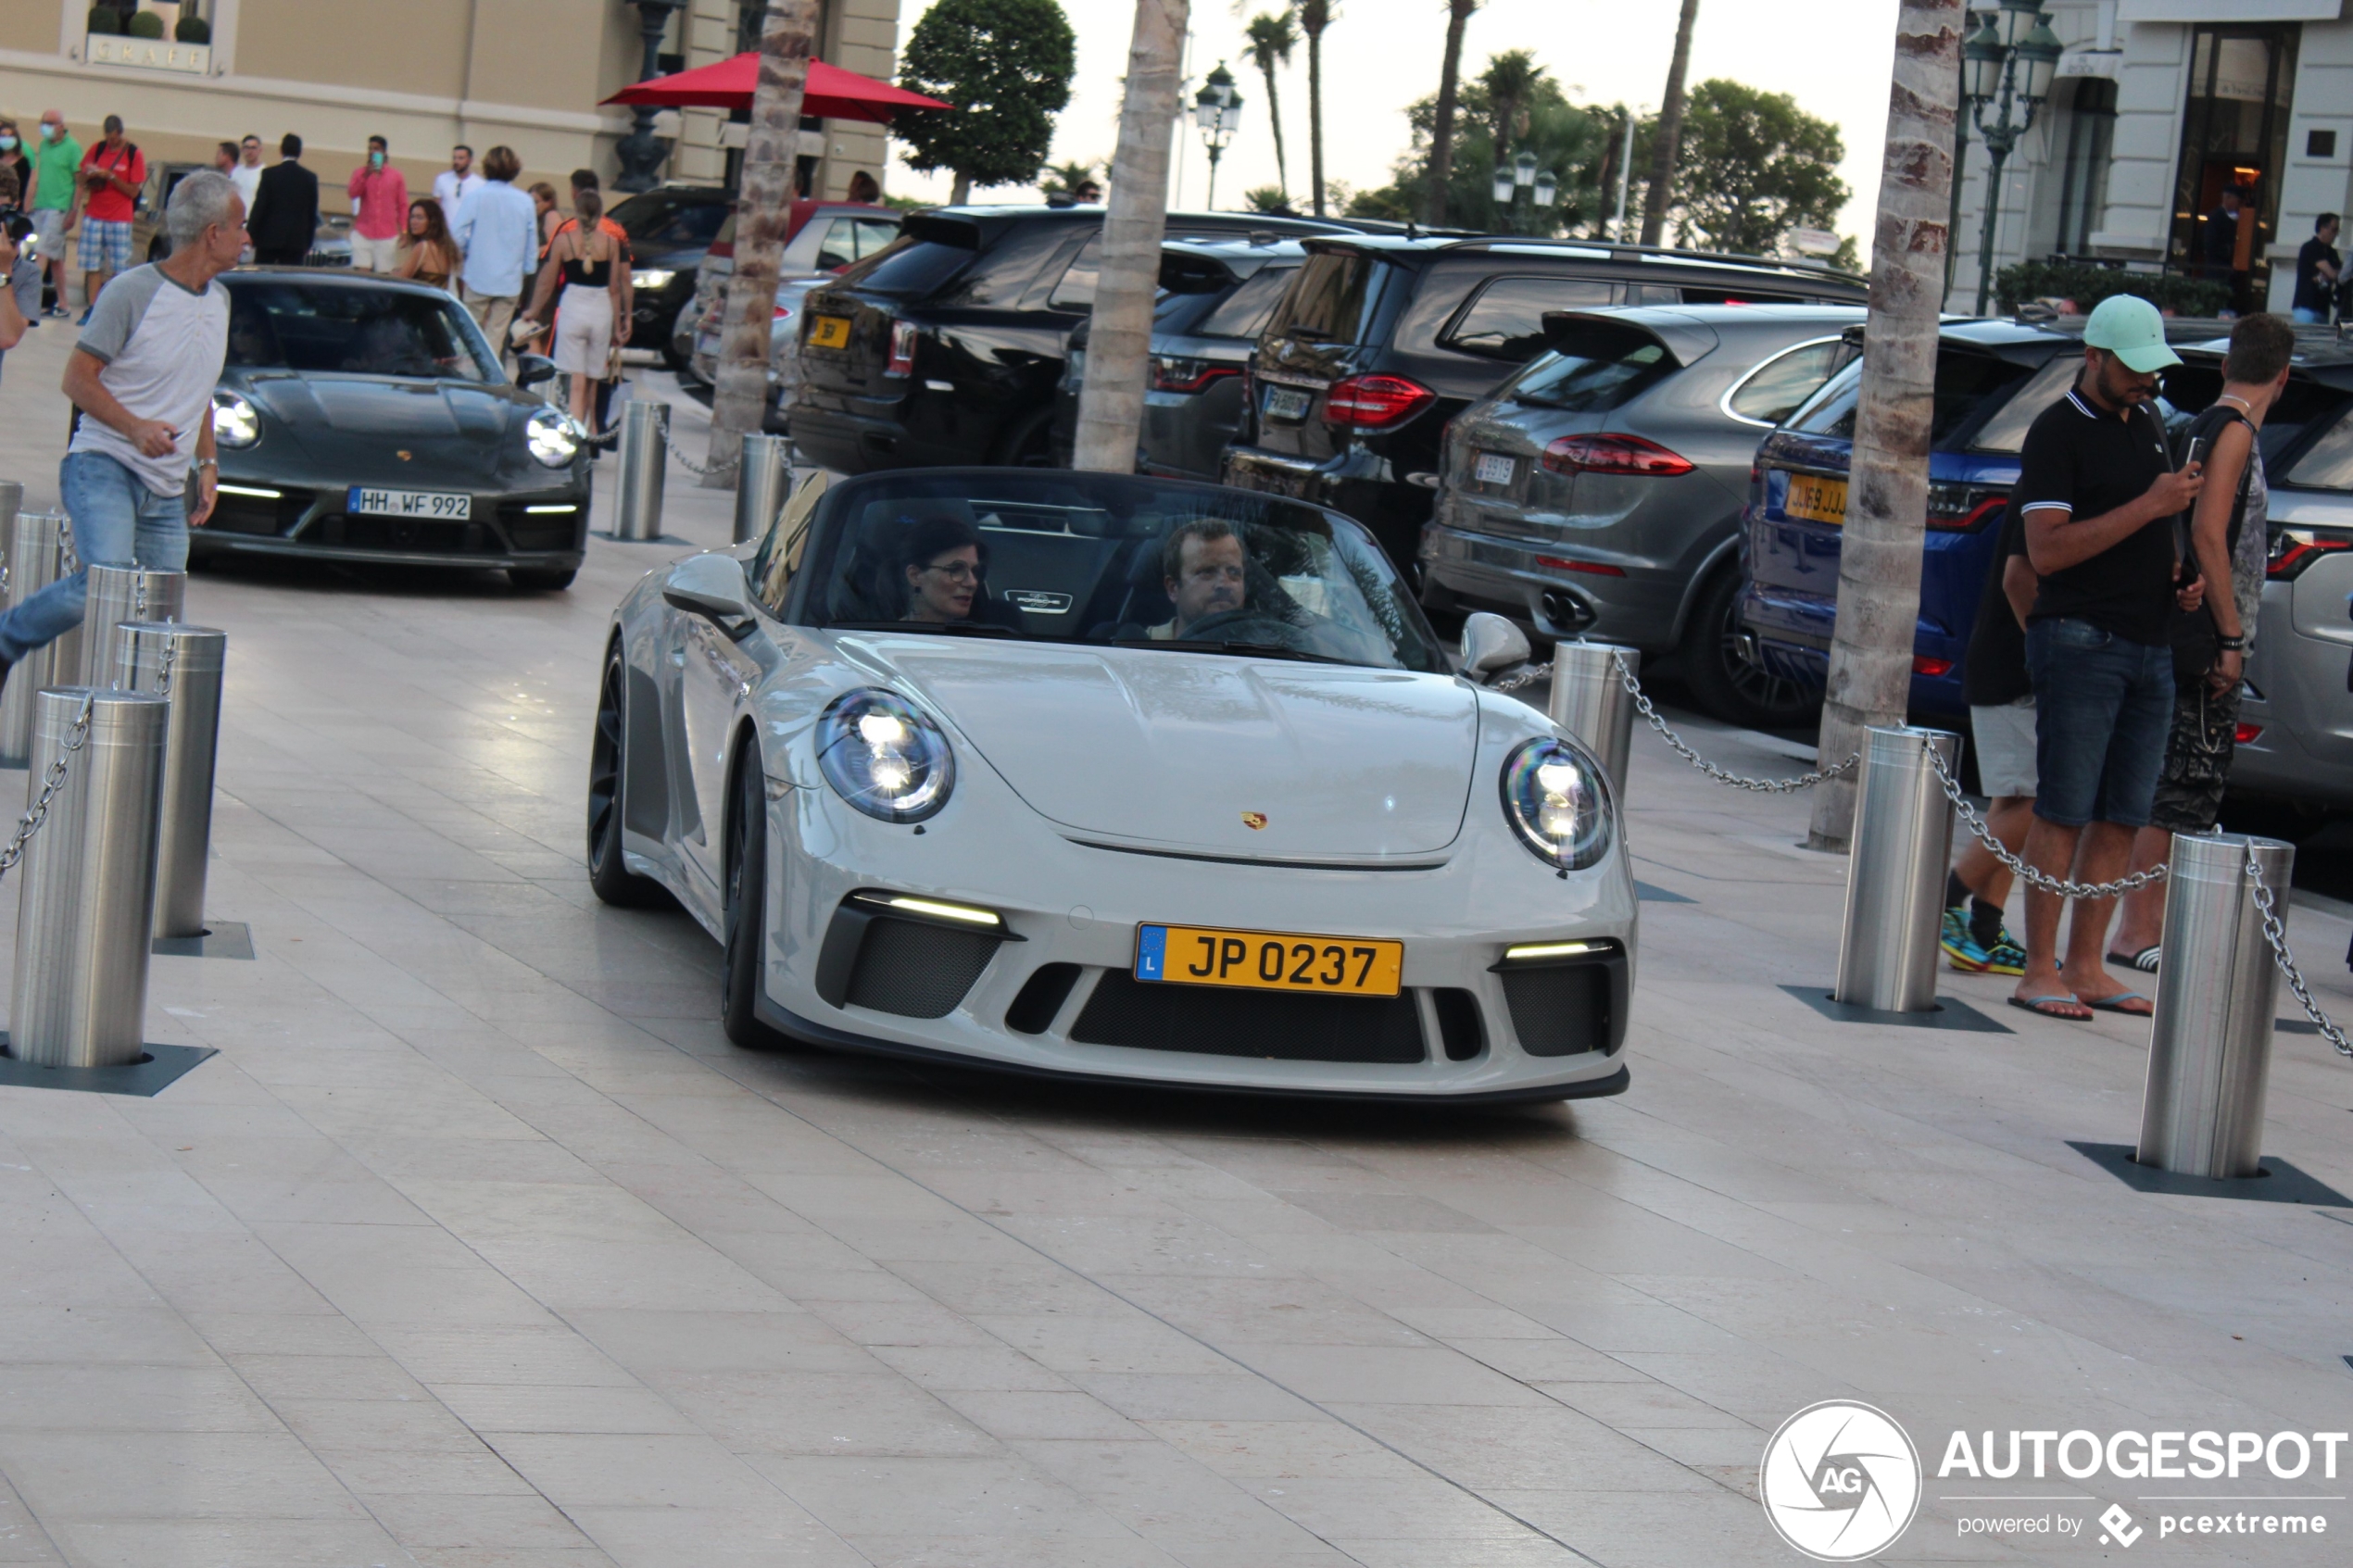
[0, 325, 2349, 1567]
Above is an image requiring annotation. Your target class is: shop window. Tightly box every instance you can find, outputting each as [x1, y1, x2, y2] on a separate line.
[2053, 77, 2116, 259]
[2168, 23, 2298, 310]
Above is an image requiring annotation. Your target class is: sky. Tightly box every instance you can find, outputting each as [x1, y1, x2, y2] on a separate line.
[884, 0, 1903, 248]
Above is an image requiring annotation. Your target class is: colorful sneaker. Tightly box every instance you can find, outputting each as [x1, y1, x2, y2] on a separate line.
[1941, 908, 1992, 972]
[1982, 934, 2027, 976]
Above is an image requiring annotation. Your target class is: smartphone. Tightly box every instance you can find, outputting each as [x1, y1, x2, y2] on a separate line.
[2174, 433, 2213, 564]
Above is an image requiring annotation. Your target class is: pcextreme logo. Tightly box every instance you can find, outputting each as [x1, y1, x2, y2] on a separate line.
[1759, 1400, 1924, 1562]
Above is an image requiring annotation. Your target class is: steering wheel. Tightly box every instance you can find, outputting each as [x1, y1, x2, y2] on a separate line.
[1176, 608, 1308, 649]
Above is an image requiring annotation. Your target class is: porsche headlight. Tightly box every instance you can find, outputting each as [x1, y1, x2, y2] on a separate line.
[1500, 737, 1611, 872]
[212, 390, 259, 448]
[632, 269, 676, 290]
[526, 408, 580, 468]
[816, 689, 955, 822]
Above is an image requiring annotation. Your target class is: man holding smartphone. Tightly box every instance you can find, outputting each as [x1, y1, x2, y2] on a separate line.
[0, 170, 243, 698]
[2007, 295, 2206, 1022]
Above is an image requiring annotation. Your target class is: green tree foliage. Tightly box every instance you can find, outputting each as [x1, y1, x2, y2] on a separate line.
[1348, 57, 1612, 236]
[1657, 80, 1849, 259]
[1038, 158, 1101, 202]
[1243, 185, 1297, 214]
[897, 0, 1078, 201]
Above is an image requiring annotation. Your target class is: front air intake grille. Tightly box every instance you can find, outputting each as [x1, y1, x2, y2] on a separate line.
[309, 515, 493, 554]
[1432, 988, 1485, 1060]
[1070, 972, 1426, 1063]
[1005, 963, 1082, 1034]
[1500, 963, 1617, 1057]
[842, 918, 1001, 1019]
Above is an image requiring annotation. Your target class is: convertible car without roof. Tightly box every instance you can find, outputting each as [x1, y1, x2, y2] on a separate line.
[590, 469, 1635, 1100]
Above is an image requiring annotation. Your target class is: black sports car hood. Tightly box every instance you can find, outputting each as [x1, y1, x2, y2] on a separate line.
[222, 370, 560, 485]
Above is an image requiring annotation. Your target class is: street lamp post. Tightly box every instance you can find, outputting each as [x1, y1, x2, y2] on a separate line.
[1193, 62, 1243, 211]
[615, 0, 684, 193]
[1963, 0, 2064, 313]
[1490, 148, 1559, 236]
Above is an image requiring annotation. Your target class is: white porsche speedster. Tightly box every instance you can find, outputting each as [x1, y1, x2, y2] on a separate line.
[588, 469, 1634, 1101]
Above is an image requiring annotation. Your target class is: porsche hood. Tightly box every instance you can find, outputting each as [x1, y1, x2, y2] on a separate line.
[870, 642, 1480, 860]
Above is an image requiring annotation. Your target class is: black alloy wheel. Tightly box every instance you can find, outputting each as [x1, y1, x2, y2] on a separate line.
[721, 746, 794, 1050]
[1679, 565, 1820, 730]
[586, 645, 669, 908]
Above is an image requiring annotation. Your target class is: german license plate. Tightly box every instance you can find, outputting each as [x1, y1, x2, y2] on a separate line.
[1264, 385, 1311, 421]
[346, 486, 470, 520]
[1782, 472, 1847, 526]
[808, 314, 851, 349]
[1134, 923, 1403, 997]
[1475, 451, 1516, 486]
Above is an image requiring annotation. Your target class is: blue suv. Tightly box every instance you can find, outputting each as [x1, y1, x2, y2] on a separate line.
[1738, 320, 2091, 721]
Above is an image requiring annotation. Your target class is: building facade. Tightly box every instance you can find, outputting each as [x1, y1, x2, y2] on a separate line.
[1949, 0, 2349, 314]
[0, 1, 900, 215]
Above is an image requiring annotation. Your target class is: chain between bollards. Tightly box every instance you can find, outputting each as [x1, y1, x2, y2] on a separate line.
[0, 694, 94, 884]
[1497, 653, 1858, 794]
[665, 424, 737, 479]
[1923, 743, 2168, 900]
[2244, 847, 2353, 1060]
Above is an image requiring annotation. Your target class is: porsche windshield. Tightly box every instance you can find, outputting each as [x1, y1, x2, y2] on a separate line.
[779, 474, 1447, 672]
[224, 281, 498, 383]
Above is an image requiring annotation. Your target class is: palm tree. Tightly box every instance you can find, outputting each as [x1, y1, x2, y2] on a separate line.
[1806, 0, 1964, 849]
[1242, 11, 1297, 198]
[1071, 0, 1187, 472]
[1480, 48, 1544, 159]
[706, 0, 819, 485]
[1039, 158, 1101, 201]
[1424, 0, 1482, 226]
[1298, 0, 1335, 217]
[1640, 0, 1702, 246]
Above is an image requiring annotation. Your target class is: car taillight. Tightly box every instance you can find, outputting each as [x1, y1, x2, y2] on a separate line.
[1540, 433, 1695, 478]
[2234, 722, 2264, 746]
[1534, 553, 1626, 578]
[1912, 655, 1955, 678]
[1324, 374, 1434, 430]
[2267, 526, 2353, 580]
[885, 319, 917, 378]
[1926, 483, 2008, 532]
[1151, 356, 1240, 395]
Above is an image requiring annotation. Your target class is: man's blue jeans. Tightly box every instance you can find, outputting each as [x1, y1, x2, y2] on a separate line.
[2294, 307, 2326, 325]
[0, 450, 188, 665]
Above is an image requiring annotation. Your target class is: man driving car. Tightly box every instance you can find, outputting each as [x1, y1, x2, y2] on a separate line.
[1147, 520, 1247, 639]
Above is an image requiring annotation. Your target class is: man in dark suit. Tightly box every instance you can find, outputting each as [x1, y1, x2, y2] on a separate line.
[245, 133, 318, 266]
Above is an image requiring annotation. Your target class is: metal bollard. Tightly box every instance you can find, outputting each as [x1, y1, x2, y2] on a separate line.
[614, 398, 668, 541]
[0, 479, 19, 542]
[1832, 725, 1962, 1013]
[734, 432, 792, 545]
[1549, 639, 1640, 793]
[114, 621, 227, 940]
[81, 564, 185, 688]
[0, 511, 83, 766]
[2135, 833, 2292, 1179]
[6, 688, 170, 1068]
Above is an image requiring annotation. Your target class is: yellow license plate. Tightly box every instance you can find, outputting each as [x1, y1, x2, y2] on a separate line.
[1783, 472, 1848, 525]
[809, 314, 851, 349]
[1133, 924, 1404, 997]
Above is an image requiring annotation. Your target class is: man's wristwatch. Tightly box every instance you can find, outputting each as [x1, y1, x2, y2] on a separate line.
[194, 457, 218, 470]
[2215, 634, 2245, 651]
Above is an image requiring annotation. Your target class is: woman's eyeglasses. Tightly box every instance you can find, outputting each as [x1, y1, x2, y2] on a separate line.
[923, 560, 981, 583]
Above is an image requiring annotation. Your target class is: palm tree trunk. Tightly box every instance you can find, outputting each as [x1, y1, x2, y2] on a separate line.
[1639, 0, 1701, 247]
[1302, 4, 1327, 218]
[1071, 0, 1189, 473]
[1806, 0, 1965, 849]
[704, 0, 818, 486]
[1258, 61, 1290, 195]
[1426, 2, 1475, 226]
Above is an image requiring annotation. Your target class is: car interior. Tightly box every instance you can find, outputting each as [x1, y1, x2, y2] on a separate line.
[226, 283, 494, 382]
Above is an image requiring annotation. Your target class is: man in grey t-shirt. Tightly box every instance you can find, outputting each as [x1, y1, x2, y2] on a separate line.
[0, 169, 244, 690]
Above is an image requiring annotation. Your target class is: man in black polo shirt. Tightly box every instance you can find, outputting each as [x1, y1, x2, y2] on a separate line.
[2293, 212, 2339, 325]
[2008, 295, 2205, 1022]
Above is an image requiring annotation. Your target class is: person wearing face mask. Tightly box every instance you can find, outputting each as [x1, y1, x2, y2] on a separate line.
[0, 120, 31, 202]
[26, 109, 79, 317]
[346, 134, 407, 272]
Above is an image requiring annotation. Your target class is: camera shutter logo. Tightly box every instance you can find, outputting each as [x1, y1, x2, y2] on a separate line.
[1759, 1400, 1921, 1561]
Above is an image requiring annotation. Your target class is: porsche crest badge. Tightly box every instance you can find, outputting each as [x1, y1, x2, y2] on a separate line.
[1240, 811, 1268, 831]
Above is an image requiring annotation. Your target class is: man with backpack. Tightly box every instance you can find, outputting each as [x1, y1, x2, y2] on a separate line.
[2105, 313, 2295, 972]
[71, 114, 144, 320]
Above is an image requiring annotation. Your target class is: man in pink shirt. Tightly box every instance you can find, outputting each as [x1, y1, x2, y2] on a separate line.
[346, 134, 407, 271]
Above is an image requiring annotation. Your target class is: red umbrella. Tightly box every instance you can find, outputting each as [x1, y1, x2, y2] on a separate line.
[603, 55, 952, 124]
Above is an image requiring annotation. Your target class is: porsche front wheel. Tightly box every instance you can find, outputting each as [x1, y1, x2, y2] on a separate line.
[721, 748, 794, 1050]
[586, 646, 668, 908]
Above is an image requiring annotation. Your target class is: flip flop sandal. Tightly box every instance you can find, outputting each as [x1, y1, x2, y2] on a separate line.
[2008, 995, 2092, 1021]
[2082, 991, 2155, 1016]
[2105, 947, 2161, 972]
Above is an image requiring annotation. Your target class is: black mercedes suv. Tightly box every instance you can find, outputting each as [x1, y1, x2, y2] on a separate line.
[789, 206, 1353, 473]
[1220, 236, 1869, 571]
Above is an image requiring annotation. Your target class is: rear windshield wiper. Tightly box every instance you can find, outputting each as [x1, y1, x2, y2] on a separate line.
[1115, 637, 1351, 665]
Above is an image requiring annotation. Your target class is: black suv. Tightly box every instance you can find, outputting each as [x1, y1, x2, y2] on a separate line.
[1221, 236, 1869, 570]
[790, 206, 1353, 473]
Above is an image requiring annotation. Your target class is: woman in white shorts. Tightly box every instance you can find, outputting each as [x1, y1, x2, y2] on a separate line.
[523, 189, 629, 434]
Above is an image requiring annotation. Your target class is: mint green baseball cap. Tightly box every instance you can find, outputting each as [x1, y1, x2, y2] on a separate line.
[2082, 294, 2181, 373]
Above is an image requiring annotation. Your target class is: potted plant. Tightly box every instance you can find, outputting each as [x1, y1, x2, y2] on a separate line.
[86, 4, 123, 34]
[125, 9, 166, 39]
[176, 15, 209, 42]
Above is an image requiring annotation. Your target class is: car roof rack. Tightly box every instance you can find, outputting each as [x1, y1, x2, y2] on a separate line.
[1300, 231, 1866, 284]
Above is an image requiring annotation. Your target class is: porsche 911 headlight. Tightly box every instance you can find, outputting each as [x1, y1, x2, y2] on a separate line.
[816, 689, 955, 823]
[526, 408, 581, 468]
[212, 390, 259, 448]
[1500, 737, 1612, 872]
[632, 269, 676, 291]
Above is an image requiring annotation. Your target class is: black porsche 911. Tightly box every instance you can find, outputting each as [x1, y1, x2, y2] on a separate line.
[196, 270, 592, 590]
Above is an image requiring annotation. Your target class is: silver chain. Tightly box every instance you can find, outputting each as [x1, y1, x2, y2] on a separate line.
[2244, 844, 2353, 1059]
[0, 694, 94, 882]
[665, 423, 737, 479]
[132, 568, 146, 620]
[1612, 652, 1859, 793]
[1925, 743, 2170, 899]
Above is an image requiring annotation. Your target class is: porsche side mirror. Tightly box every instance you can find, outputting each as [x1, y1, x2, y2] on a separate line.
[662, 553, 755, 636]
[513, 354, 558, 389]
[1459, 611, 1531, 683]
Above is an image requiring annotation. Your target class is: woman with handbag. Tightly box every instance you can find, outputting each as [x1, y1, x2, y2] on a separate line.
[522, 189, 630, 434]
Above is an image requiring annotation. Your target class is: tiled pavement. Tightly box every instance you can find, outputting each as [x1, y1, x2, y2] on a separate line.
[1, 323, 2350, 1567]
